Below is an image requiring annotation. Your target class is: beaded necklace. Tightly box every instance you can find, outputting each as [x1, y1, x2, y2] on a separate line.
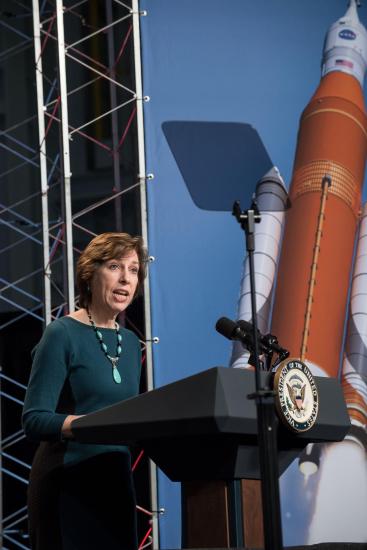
[86, 308, 122, 384]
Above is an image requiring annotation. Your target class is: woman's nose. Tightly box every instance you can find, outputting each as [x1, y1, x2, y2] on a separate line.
[119, 268, 129, 282]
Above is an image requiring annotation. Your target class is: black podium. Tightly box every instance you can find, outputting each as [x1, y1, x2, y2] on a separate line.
[72, 366, 350, 481]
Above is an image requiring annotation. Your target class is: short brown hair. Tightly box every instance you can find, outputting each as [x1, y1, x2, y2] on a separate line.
[76, 232, 148, 308]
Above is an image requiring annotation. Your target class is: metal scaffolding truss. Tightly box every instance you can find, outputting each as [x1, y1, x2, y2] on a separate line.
[0, 1, 157, 548]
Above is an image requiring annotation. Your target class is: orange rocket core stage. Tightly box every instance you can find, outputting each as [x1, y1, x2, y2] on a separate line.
[271, 72, 367, 377]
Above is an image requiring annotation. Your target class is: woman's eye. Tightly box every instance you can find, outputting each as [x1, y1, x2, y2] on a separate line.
[130, 267, 139, 274]
[109, 264, 119, 270]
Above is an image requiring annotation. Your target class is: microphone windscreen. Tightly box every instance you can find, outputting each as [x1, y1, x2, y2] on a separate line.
[215, 317, 237, 340]
[237, 319, 256, 334]
[237, 319, 260, 338]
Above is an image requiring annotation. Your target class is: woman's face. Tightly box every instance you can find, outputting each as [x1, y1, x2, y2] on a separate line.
[90, 250, 139, 317]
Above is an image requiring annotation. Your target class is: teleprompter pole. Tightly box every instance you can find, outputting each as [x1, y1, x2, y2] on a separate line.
[233, 200, 283, 550]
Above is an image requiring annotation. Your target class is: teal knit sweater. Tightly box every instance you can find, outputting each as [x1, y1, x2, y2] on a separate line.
[22, 317, 142, 466]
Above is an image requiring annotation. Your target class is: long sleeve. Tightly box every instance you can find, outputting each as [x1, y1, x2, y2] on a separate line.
[22, 320, 71, 441]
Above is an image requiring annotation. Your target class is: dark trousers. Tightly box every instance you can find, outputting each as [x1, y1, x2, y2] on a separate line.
[28, 451, 138, 550]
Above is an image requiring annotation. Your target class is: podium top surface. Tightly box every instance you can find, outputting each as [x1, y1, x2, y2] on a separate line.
[72, 366, 350, 446]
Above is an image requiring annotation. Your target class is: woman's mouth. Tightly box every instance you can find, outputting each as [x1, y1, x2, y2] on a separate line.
[113, 289, 129, 301]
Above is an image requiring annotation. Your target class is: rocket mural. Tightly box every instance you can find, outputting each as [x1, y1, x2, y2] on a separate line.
[271, 0, 367, 377]
[233, 0, 367, 541]
[341, 203, 367, 443]
[231, 167, 286, 368]
[308, 203, 367, 542]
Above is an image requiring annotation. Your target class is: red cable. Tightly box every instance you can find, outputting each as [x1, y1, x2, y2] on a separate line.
[132, 449, 144, 472]
[138, 526, 152, 550]
[114, 24, 133, 68]
[44, 111, 112, 152]
[68, 45, 107, 71]
[44, 97, 61, 138]
[115, 105, 137, 153]
[40, 14, 56, 57]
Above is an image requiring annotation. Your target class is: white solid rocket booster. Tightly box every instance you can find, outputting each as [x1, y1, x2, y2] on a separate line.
[231, 167, 287, 368]
[308, 203, 367, 543]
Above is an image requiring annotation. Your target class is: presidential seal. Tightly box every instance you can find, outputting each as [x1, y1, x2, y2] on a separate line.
[273, 358, 319, 432]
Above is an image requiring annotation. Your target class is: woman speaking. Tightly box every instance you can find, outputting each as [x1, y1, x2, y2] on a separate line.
[22, 232, 147, 550]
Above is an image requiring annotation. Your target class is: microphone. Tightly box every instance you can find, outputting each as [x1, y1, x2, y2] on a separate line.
[215, 316, 288, 356]
[215, 317, 255, 348]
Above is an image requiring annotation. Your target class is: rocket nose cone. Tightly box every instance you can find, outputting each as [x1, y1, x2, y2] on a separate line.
[263, 166, 286, 189]
[343, 0, 359, 24]
[255, 166, 290, 212]
[322, 0, 367, 85]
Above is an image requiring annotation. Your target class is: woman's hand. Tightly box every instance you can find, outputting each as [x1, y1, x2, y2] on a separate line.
[61, 414, 84, 439]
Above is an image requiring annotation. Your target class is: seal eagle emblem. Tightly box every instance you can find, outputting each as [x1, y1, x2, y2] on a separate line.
[273, 358, 319, 432]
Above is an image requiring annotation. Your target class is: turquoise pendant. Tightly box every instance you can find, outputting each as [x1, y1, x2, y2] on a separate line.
[113, 366, 122, 384]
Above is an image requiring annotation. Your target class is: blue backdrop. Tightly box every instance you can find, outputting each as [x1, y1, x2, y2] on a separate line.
[140, 1, 367, 547]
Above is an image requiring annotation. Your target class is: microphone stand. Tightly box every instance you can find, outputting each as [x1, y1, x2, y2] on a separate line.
[232, 199, 283, 550]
